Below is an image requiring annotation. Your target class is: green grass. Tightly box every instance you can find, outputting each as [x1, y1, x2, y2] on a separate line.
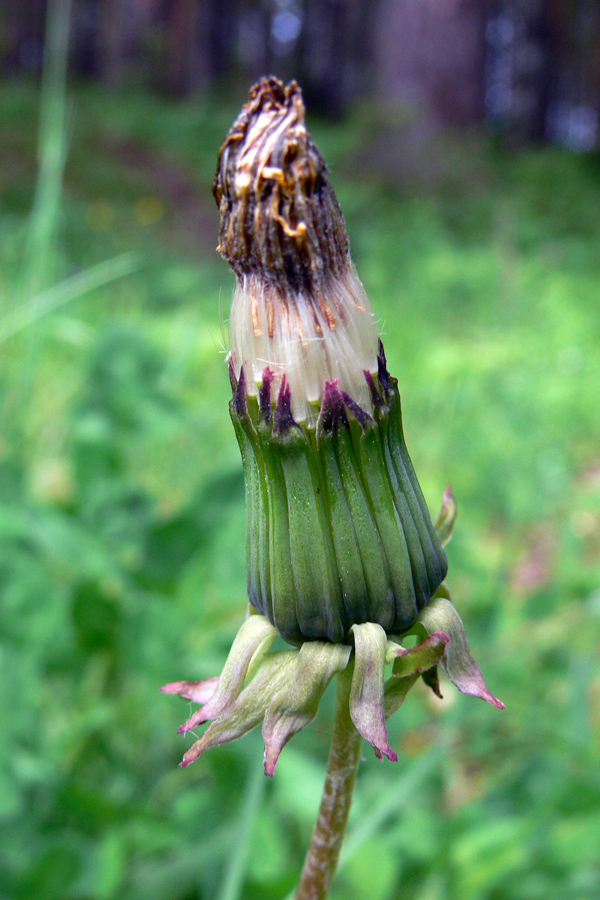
[1, 76, 599, 900]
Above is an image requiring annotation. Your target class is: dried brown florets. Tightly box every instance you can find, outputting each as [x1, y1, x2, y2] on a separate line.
[214, 76, 349, 292]
[215, 76, 379, 422]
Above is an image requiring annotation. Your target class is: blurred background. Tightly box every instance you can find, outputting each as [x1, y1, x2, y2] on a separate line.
[1, 1, 599, 899]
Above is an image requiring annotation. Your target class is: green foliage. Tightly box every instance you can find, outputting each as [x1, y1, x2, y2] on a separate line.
[1, 79, 600, 900]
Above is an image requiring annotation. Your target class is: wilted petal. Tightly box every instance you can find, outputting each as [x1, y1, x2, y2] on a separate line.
[434, 486, 457, 547]
[385, 639, 404, 659]
[382, 633, 448, 717]
[416, 595, 505, 709]
[181, 650, 298, 767]
[161, 677, 219, 705]
[421, 665, 443, 699]
[178, 614, 277, 734]
[387, 631, 450, 678]
[433, 581, 451, 600]
[262, 642, 351, 775]
[384, 673, 419, 719]
[350, 623, 397, 761]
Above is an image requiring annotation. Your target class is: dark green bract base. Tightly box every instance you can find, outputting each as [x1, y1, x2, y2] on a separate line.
[230, 342, 448, 645]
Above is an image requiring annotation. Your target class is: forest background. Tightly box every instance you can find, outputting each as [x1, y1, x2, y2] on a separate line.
[1, 2, 600, 899]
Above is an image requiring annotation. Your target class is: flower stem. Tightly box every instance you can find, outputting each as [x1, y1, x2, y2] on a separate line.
[294, 665, 362, 900]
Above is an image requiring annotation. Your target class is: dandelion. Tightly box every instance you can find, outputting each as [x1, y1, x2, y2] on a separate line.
[163, 77, 503, 900]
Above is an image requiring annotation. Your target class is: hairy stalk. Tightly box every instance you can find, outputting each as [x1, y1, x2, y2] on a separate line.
[295, 665, 362, 900]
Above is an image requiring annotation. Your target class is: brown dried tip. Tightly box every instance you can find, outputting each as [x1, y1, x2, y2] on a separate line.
[214, 76, 349, 292]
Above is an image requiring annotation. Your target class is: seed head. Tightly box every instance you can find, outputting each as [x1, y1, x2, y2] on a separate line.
[215, 76, 379, 424]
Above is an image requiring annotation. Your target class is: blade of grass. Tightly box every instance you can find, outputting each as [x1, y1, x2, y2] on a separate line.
[0, 252, 140, 344]
[282, 737, 448, 900]
[14, 0, 73, 427]
[216, 756, 266, 900]
[338, 739, 447, 866]
[24, 0, 73, 297]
